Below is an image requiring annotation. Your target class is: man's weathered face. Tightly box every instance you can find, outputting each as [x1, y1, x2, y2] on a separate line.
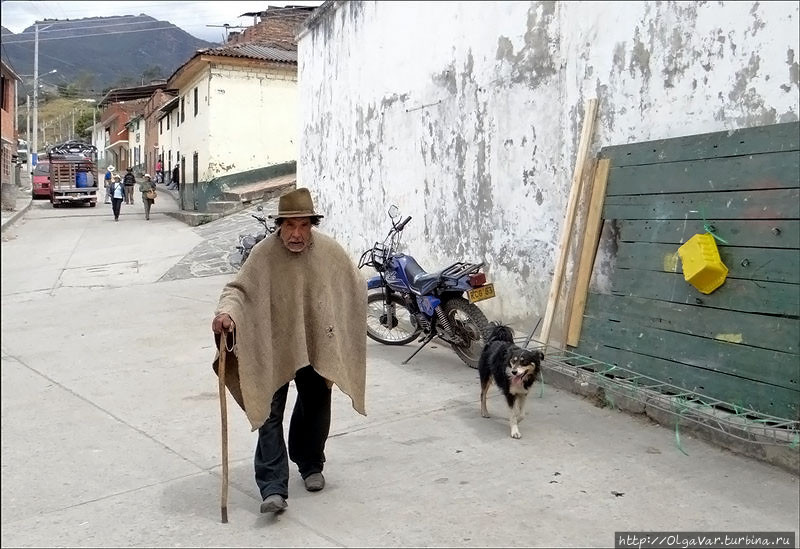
[279, 217, 313, 253]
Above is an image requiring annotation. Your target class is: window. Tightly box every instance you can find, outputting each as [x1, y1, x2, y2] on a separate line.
[175, 109, 179, 128]
[1, 75, 7, 111]
[159, 120, 162, 134]
[166, 114, 170, 130]
[194, 88, 198, 116]
[180, 97, 185, 123]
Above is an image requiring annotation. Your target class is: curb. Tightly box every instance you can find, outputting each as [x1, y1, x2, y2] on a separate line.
[542, 364, 799, 474]
[1, 199, 33, 235]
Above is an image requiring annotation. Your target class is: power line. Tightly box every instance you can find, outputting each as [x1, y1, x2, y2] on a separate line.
[0, 42, 19, 74]
[28, 21, 174, 36]
[2, 25, 180, 44]
[5, 5, 320, 33]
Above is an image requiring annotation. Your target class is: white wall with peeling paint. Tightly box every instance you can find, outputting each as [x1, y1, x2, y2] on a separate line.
[297, 0, 799, 335]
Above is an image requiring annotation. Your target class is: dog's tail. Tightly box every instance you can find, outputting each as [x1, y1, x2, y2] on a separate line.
[486, 322, 514, 344]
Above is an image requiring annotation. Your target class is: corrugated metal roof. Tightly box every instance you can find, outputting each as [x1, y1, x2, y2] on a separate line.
[200, 43, 297, 64]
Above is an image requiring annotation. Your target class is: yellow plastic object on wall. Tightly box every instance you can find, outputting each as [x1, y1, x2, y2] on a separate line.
[677, 233, 729, 294]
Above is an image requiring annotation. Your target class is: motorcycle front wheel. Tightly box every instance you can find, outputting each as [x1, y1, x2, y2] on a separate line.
[366, 292, 422, 345]
[441, 297, 489, 369]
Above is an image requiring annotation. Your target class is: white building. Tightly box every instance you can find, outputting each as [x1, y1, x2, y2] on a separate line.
[163, 43, 299, 187]
[126, 114, 145, 174]
[90, 121, 108, 168]
[297, 0, 800, 327]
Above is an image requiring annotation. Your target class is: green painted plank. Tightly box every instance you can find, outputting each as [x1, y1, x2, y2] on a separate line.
[603, 188, 800, 220]
[577, 317, 798, 391]
[600, 122, 800, 167]
[606, 151, 799, 196]
[611, 269, 799, 316]
[617, 219, 800, 249]
[615, 241, 800, 284]
[585, 293, 799, 354]
[572, 335, 799, 420]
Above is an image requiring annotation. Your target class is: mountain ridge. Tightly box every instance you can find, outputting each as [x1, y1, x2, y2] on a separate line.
[1, 15, 218, 95]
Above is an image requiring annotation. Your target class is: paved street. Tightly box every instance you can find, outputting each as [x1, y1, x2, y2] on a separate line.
[1, 198, 798, 548]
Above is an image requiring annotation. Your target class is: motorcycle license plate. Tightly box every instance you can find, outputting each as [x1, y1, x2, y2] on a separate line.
[467, 283, 495, 303]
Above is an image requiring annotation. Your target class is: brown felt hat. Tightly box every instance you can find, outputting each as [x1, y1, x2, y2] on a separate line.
[269, 187, 324, 219]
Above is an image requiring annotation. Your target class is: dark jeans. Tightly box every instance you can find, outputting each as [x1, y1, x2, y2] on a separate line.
[255, 365, 331, 500]
[111, 198, 123, 220]
[143, 198, 154, 220]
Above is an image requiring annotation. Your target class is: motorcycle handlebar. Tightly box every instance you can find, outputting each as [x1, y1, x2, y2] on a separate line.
[396, 216, 412, 231]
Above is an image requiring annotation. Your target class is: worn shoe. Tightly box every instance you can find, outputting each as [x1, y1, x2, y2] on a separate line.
[260, 494, 287, 513]
[303, 472, 325, 492]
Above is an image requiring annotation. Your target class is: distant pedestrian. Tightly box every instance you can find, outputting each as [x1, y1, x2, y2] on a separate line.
[104, 165, 115, 204]
[123, 167, 136, 205]
[139, 174, 156, 221]
[155, 159, 163, 184]
[110, 175, 125, 222]
[168, 164, 180, 191]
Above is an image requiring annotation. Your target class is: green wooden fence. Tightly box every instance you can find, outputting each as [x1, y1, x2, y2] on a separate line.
[573, 122, 800, 420]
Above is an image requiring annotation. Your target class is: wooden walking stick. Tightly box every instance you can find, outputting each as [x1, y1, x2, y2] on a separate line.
[218, 333, 229, 523]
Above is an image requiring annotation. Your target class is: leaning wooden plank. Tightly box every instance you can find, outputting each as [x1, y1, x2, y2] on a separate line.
[611, 269, 799, 317]
[603, 188, 800, 220]
[614, 241, 800, 285]
[561, 158, 599, 347]
[541, 98, 598, 347]
[617, 219, 800, 249]
[586, 292, 800, 355]
[572, 337, 799, 419]
[579, 316, 798, 390]
[566, 158, 611, 347]
[605, 150, 800, 196]
[601, 121, 799, 168]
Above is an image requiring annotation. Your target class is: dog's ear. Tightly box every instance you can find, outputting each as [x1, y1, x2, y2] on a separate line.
[533, 350, 544, 365]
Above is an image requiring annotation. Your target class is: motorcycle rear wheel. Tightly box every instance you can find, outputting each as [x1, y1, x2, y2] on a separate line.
[366, 292, 421, 345]
[441, 297, 489, 369]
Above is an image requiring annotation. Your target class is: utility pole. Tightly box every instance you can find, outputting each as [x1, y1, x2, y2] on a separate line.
[71, 109, 75, 140]
[32, 23, 39, 164]
[26, 95, 30, 175]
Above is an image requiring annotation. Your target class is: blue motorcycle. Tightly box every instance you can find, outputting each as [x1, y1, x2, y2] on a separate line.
[358, 205, 495, 368]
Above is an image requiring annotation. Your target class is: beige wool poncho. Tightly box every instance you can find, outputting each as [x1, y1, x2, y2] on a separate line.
[212, 230, 367, 431]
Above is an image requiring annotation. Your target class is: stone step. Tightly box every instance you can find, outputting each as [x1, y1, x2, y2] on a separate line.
[206, 200, 243, 214]
[221, 180, 296, 204]
[164, 210, 225, 227]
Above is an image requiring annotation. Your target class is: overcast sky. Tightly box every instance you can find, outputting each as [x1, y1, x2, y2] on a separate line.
[1, 0, 324, 43]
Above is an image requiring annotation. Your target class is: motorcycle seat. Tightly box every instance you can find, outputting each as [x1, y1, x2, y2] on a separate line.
[401, 255, 441, 295]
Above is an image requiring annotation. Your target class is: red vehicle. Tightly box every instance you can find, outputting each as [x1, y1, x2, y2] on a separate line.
[31, 160, 51, 199]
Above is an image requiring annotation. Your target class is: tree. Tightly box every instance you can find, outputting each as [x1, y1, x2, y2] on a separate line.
[141, 65, 165, 83]
[57, 83, 79, 98]
[74, 110, 95, 141]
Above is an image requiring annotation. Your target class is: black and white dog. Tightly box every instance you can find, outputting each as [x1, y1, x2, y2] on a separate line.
[479, 324, 544, 439]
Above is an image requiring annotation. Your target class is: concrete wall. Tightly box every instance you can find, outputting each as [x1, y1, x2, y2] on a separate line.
[206, 62, 298, 179]
[171, 69, 211, 185]
[126, 117, 145, 174]
[91, 123, 108, 168]
[297, 0, 800, 328]
[158, 107, 179, 179]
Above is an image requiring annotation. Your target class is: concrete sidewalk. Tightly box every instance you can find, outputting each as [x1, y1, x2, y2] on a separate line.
[1, 194, 33, 235]
[1, 205, 798, 548]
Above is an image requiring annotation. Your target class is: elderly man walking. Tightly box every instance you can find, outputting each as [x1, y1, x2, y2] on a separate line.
[211, 187, 367, 514]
